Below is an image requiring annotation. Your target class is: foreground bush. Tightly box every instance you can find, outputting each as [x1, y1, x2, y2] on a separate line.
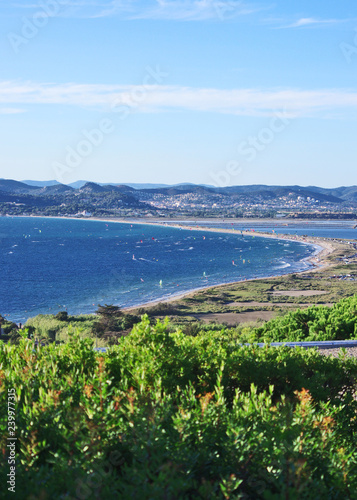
[1, 317, 357, 499]
[250, 294, 357, 343]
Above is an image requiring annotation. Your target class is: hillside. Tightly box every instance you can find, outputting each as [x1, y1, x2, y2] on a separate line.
[1, 179, 357, 218]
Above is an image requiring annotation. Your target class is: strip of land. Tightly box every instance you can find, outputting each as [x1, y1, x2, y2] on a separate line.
[23, 215, 357, 328]
[119, 222, 338, 311]
[121, 223, 357, 333]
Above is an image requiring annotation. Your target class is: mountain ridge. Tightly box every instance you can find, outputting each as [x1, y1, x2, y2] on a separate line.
[2, 179, 357, 202]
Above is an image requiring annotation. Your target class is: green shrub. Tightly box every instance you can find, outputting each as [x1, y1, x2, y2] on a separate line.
[1, 314, 357, 499]
[54, 311, 69, 322]
[252, 294, 357, 342]
[25, 314, 96, 343]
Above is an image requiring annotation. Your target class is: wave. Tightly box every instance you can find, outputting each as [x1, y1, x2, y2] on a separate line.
[138, 257, 158, 264]
[274, 262, 291, 269]
[0, 217, 320, 322]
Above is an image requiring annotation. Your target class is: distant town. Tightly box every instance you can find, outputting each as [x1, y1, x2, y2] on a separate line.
[1, 179, 357, 219]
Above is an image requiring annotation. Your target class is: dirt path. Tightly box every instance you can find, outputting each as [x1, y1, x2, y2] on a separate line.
[194, 311, 277, 325]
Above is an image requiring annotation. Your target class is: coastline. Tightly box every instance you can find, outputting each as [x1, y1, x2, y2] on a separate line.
[122, 237, 335, 313]
[20, 212, 334, 258]
[3, 215, 340, 317]
[18, 213, 335, 269]
[82, 217, 337, 311]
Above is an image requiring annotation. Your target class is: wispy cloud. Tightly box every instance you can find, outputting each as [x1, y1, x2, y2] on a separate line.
[1, 81, 357, 118]
[0, 107, 26, 114]
[4, 0, 267, 21]
[277, 17, 345, 29]
[123, 0, 264, 22]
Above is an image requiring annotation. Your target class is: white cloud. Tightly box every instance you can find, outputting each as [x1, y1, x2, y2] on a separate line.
[279, 17, 344, 29]
[1, 81, 357, 118]
[4, 0, 266, 21]
[0, 107, 26, 114]
[125, 0, 262, 21]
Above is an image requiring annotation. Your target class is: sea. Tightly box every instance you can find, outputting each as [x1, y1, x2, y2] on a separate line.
[1, 216, 354, 323]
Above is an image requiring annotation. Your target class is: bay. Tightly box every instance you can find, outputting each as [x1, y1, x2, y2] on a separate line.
[0, 217, 320, 322]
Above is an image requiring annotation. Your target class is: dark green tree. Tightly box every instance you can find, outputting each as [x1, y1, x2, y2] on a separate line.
[93, 304, 124, 338]
[55, 311, 69, 322]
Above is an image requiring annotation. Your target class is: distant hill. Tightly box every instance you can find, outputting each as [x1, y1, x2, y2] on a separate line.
[216, 185, 343, 204]
[306, 185, 357, 202]
[68, 180, 93, 189]
[78, 182, 107, 194]
[142, 184, 217, 196]
[0, 179, 73, 195]
[126, 182, 214, 190]
[21, 180, 61, 187]
[0, 179, 39, 193]
[69, 181, 171, 190]
[77, 182, 133, 194]
[2, 179, 357, 204]
[37, 184, 74, 195]
[125, 183, 171, 190]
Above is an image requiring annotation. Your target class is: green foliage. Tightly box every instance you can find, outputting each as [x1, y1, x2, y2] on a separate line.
[1, 314, 357, 499]
[252, 294, 357, 343]
[0, 314, 18, 335]
[54, 311, 69, 322]
[25, 314, 96, 343]
[95, 304, 123, 318]
[93, 304, 140, 340]
[145, 301, 176, 316]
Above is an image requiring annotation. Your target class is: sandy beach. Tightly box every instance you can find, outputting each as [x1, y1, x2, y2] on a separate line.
[114, 221, 338, 311]
[23, 214, 340, 312]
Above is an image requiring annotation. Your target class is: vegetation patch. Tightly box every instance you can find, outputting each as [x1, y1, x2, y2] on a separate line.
[1, 305, 357, 498]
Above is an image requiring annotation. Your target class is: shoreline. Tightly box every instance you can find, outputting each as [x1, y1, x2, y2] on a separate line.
[122, 239, 334, 313]
[82, 217, 337, 311]
[2, 215, 342, 319]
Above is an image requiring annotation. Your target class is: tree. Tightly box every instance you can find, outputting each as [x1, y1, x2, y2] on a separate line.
[55, 311, 69, 322]
[93, 304, 124, 338]
[95, 304, 123, 319]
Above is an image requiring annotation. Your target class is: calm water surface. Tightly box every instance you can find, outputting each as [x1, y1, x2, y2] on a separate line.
[0, 217, 324, 322]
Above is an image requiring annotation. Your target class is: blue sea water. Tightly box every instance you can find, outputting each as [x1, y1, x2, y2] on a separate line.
[0, 217, 321, 322]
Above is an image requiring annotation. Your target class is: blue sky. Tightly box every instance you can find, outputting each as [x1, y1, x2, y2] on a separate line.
[0, 0, 356, 187]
